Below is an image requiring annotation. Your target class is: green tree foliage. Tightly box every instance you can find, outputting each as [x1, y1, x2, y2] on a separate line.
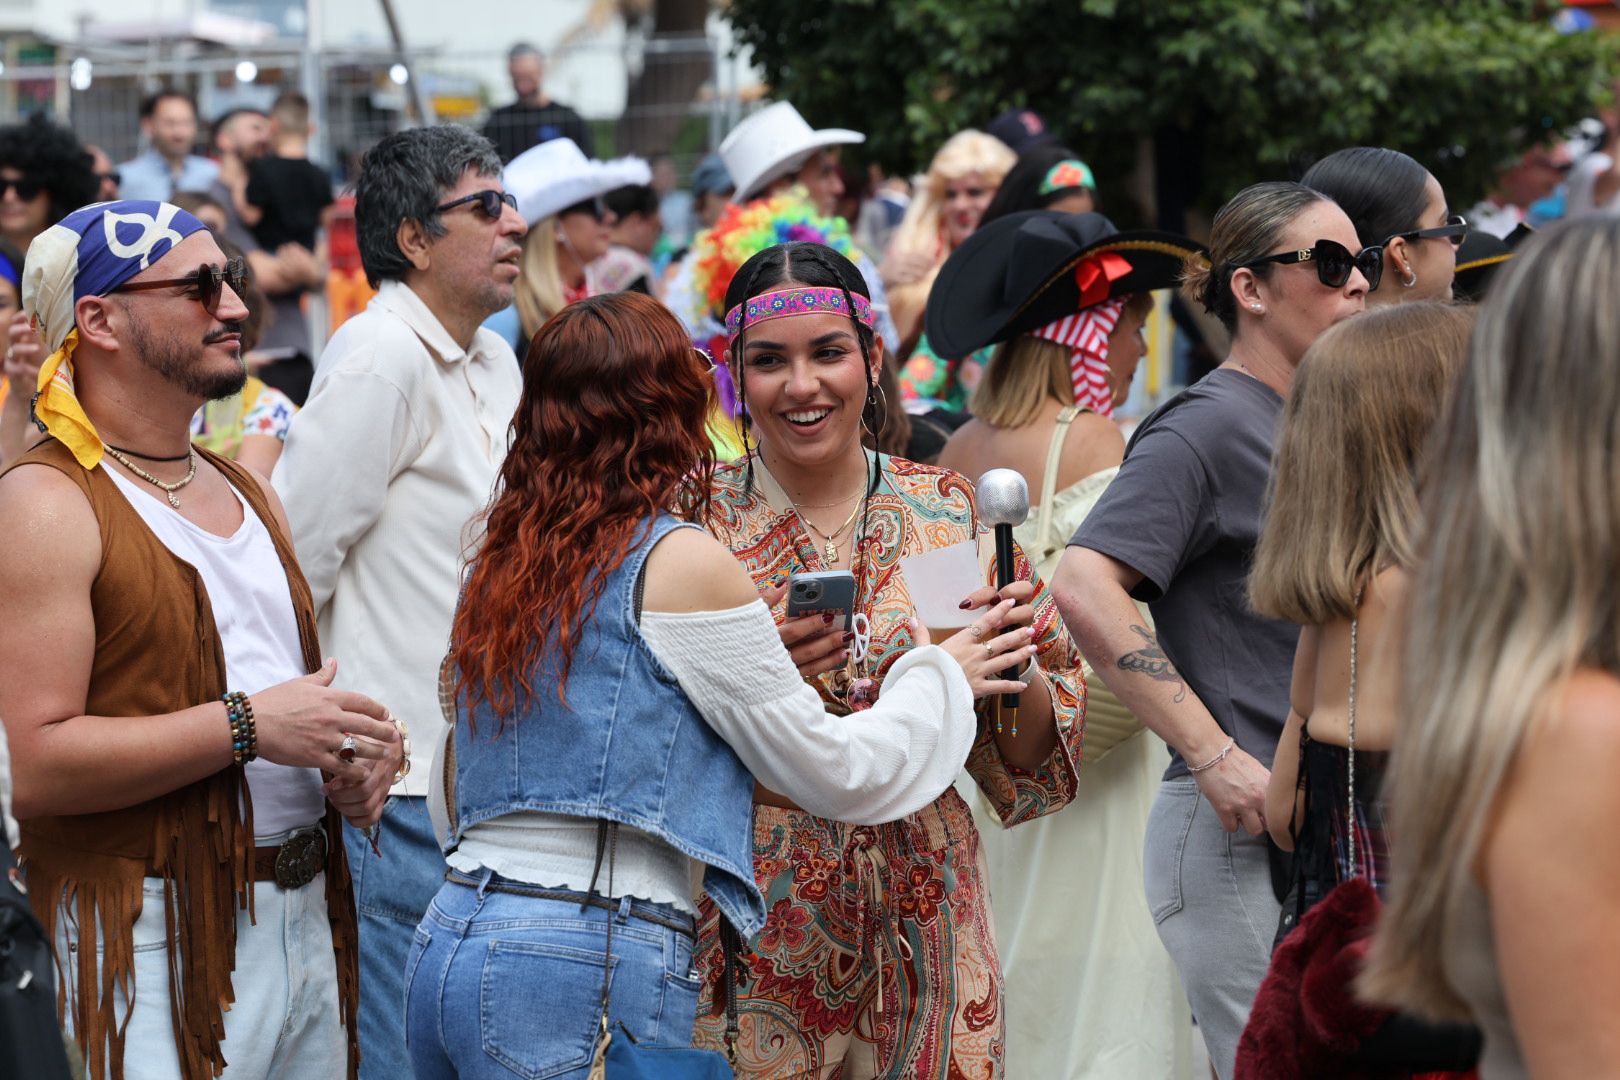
[725, 0, 1617, 216]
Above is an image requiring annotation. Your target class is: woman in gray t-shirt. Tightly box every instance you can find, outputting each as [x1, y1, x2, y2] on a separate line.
[1052, 180, 1375, 1080]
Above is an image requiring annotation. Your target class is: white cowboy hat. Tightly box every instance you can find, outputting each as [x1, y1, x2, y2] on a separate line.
[502, 138, 652, 225]
[720, 102, 865, 203]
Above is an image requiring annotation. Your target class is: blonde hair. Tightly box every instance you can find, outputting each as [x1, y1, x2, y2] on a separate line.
[1360, 217, 1620, 1020]
[969, 293, 1153, 428]
[888, 130, 1015, 338]
[1249, 301, 1472, 624]
[515, 216, 567, 341]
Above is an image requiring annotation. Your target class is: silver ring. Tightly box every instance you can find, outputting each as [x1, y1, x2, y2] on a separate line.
[338, 734, 358, 763]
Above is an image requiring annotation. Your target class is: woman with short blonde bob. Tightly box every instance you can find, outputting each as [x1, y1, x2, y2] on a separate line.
[1361, 216, 1620, 1078]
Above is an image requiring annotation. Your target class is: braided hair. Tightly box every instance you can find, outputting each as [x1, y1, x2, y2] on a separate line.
[724, 241, 887, 499]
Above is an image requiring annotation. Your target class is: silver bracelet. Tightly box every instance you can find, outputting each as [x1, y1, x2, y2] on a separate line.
[1187, 737, 1235, 773]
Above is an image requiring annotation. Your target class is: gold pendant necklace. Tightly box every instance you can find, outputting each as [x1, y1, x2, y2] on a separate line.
[788, 494, 863, 564]
[105, 446, 198, 508]
[793, 501, 868, 563]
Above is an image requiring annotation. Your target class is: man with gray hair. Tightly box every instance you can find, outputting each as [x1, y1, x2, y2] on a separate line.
[483, 42, 594, 162]
[273, 125, 525, 1079]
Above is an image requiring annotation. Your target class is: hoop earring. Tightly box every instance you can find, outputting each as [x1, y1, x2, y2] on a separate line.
[860, 387, 880, 439]
[1401, 269, 1418, 289]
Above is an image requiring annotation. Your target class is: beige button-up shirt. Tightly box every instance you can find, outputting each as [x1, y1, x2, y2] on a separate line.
[274, 280, 520, 796]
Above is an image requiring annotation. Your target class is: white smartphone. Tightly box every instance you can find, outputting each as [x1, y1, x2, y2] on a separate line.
[785, 570, 858, 631]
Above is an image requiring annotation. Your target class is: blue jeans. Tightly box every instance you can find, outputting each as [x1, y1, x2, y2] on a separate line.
[405, 871, 702, 1080]
[344, 795, 445, 1080]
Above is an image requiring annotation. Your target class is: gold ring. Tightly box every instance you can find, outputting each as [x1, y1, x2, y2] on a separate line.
[968, 624, 985, 640]
[983, 642, 995, 657]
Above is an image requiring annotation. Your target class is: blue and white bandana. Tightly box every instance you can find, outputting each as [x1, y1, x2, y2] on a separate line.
[23, 200, 208, 468]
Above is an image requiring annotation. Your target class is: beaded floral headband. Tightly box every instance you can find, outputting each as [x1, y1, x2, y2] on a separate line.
[724, 287, 877, 342]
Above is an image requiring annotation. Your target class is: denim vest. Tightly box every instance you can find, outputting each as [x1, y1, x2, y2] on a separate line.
[452, 513, 766, 936]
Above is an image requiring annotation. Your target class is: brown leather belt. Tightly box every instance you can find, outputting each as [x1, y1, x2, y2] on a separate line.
[147, 828, 326, 889]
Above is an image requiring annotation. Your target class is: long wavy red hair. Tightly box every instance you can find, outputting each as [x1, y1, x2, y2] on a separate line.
[453, 291, 716, 719]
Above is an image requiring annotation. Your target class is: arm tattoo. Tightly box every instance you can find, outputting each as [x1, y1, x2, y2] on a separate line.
[1116, 624, 1187, 703]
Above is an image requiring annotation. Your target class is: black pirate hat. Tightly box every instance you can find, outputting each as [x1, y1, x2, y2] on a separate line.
[925, 210, 1206, 359]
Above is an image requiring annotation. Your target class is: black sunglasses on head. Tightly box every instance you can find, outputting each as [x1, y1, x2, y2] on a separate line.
[1385, 213, 1468, 250]
[1242, 237, 1383, 291]
[0, 176, 43, 200]
[436, 189, 518, 219]
[113, 257, 249, 314]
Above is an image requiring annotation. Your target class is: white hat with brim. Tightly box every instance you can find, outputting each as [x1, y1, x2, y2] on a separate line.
[720, 102, 864, 203]
[503, 138, 653, 226]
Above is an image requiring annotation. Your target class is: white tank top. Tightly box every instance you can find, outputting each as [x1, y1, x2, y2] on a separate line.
[101, 464, 325, 839]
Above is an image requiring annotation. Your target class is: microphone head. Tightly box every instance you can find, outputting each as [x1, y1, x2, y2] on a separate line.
[976, 468, 1030, 528]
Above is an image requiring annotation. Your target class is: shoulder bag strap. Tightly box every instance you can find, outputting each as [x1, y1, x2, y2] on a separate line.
[1346, 587, 1363, 880]
[587, 820, 620, 1059]
[1033, 406, 1082, 555]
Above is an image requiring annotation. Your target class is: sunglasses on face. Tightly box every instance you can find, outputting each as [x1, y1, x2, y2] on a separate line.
[1386, 213, 1469, 250]
[0, 176, 43, 200]
[1242, 237, 1383, 291]
[693, 345, 718, 375]
[112, 257, 249, 314]
[436, 189, 518, 220]
[97, 170, 122, 188]
[561, 196, 608, 222]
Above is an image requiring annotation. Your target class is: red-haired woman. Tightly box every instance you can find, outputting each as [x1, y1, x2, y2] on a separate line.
[404, 292, 1038, 1080]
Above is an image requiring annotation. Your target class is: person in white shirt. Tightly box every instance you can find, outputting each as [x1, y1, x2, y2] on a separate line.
[273, 125, 526, 1080]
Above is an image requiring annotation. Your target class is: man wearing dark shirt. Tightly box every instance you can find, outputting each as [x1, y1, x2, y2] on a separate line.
[245, 92, 334, 252]
[482, 42, 593, 163]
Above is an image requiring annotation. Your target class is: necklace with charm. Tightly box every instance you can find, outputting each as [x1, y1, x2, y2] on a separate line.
[105, 446, 198, 508]
[788, 493, 863, 564]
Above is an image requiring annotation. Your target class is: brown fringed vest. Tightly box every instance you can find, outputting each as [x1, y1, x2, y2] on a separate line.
[5, 439, 360, 1080]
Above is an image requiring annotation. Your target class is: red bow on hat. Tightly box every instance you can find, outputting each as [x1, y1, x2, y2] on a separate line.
[1075, 252, 1132, 310]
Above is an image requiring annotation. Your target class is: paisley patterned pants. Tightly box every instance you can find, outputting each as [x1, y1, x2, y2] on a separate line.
[692, 792, 1004, 1079]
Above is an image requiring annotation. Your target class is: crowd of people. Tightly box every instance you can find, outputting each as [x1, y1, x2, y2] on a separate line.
[0, 38, 1617, 1080]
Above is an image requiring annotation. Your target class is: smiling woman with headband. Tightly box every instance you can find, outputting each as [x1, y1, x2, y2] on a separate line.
[690, 239, 1086, 1079]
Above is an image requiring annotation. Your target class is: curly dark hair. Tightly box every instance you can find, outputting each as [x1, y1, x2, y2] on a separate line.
[0, 114, 99, 231]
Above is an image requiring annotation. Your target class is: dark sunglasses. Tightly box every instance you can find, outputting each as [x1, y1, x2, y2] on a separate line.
[436, 189, 518, 219]
[113, 257, 249, 314]
[560, 196, 608, 221]
[0, 176, 43, 200]
[1242, 237, 1383, 291]
[97, 170, 122, 187]
[1386, 213, 1468, 250]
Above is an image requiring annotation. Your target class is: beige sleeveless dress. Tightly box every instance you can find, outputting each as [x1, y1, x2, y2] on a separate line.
[961, 407, 1197, 1079]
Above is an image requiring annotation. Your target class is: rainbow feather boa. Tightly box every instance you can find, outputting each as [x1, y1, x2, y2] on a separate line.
[688, 188, 856, 320]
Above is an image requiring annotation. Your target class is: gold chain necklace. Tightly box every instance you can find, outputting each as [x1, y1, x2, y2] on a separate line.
[105, 446, 198, 508]
[788, 495, 863, 563]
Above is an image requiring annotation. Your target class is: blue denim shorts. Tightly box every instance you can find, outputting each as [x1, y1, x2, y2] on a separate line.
[404, 871, 702, 1080]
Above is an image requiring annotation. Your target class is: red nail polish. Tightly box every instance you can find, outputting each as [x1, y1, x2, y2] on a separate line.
[822, 613, 834, 624]
[958, 599, 974, 609]
[841, 631, 854, 642]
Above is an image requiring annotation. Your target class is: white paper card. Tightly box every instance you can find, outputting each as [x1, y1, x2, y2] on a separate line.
[900, 539, 989, 629]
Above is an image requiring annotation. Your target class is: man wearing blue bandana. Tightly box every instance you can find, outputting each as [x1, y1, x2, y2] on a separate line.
[0, 200, 403, 1079]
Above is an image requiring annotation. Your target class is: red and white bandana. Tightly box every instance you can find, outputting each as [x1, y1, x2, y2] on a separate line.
[1029, 296, 1125, 417]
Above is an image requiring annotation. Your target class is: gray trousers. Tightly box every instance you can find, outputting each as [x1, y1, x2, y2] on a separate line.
[1143, 776, 1279, 1080]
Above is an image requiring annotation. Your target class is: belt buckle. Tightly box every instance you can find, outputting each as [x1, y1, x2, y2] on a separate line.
[274, 829, 326, 890]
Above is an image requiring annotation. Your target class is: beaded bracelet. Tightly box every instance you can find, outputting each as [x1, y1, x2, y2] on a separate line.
[223, 691, 258, 766]
[1188, 737, 1235, 774]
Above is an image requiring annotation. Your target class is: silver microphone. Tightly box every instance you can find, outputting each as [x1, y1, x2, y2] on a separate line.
[976, 469, 1031, 709]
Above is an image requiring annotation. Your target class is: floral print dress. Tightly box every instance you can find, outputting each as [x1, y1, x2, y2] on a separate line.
[691, 453, 1086, 1079]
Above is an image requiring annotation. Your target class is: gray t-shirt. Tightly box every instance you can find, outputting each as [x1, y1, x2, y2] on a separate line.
[1071, 368, 1299, 780]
